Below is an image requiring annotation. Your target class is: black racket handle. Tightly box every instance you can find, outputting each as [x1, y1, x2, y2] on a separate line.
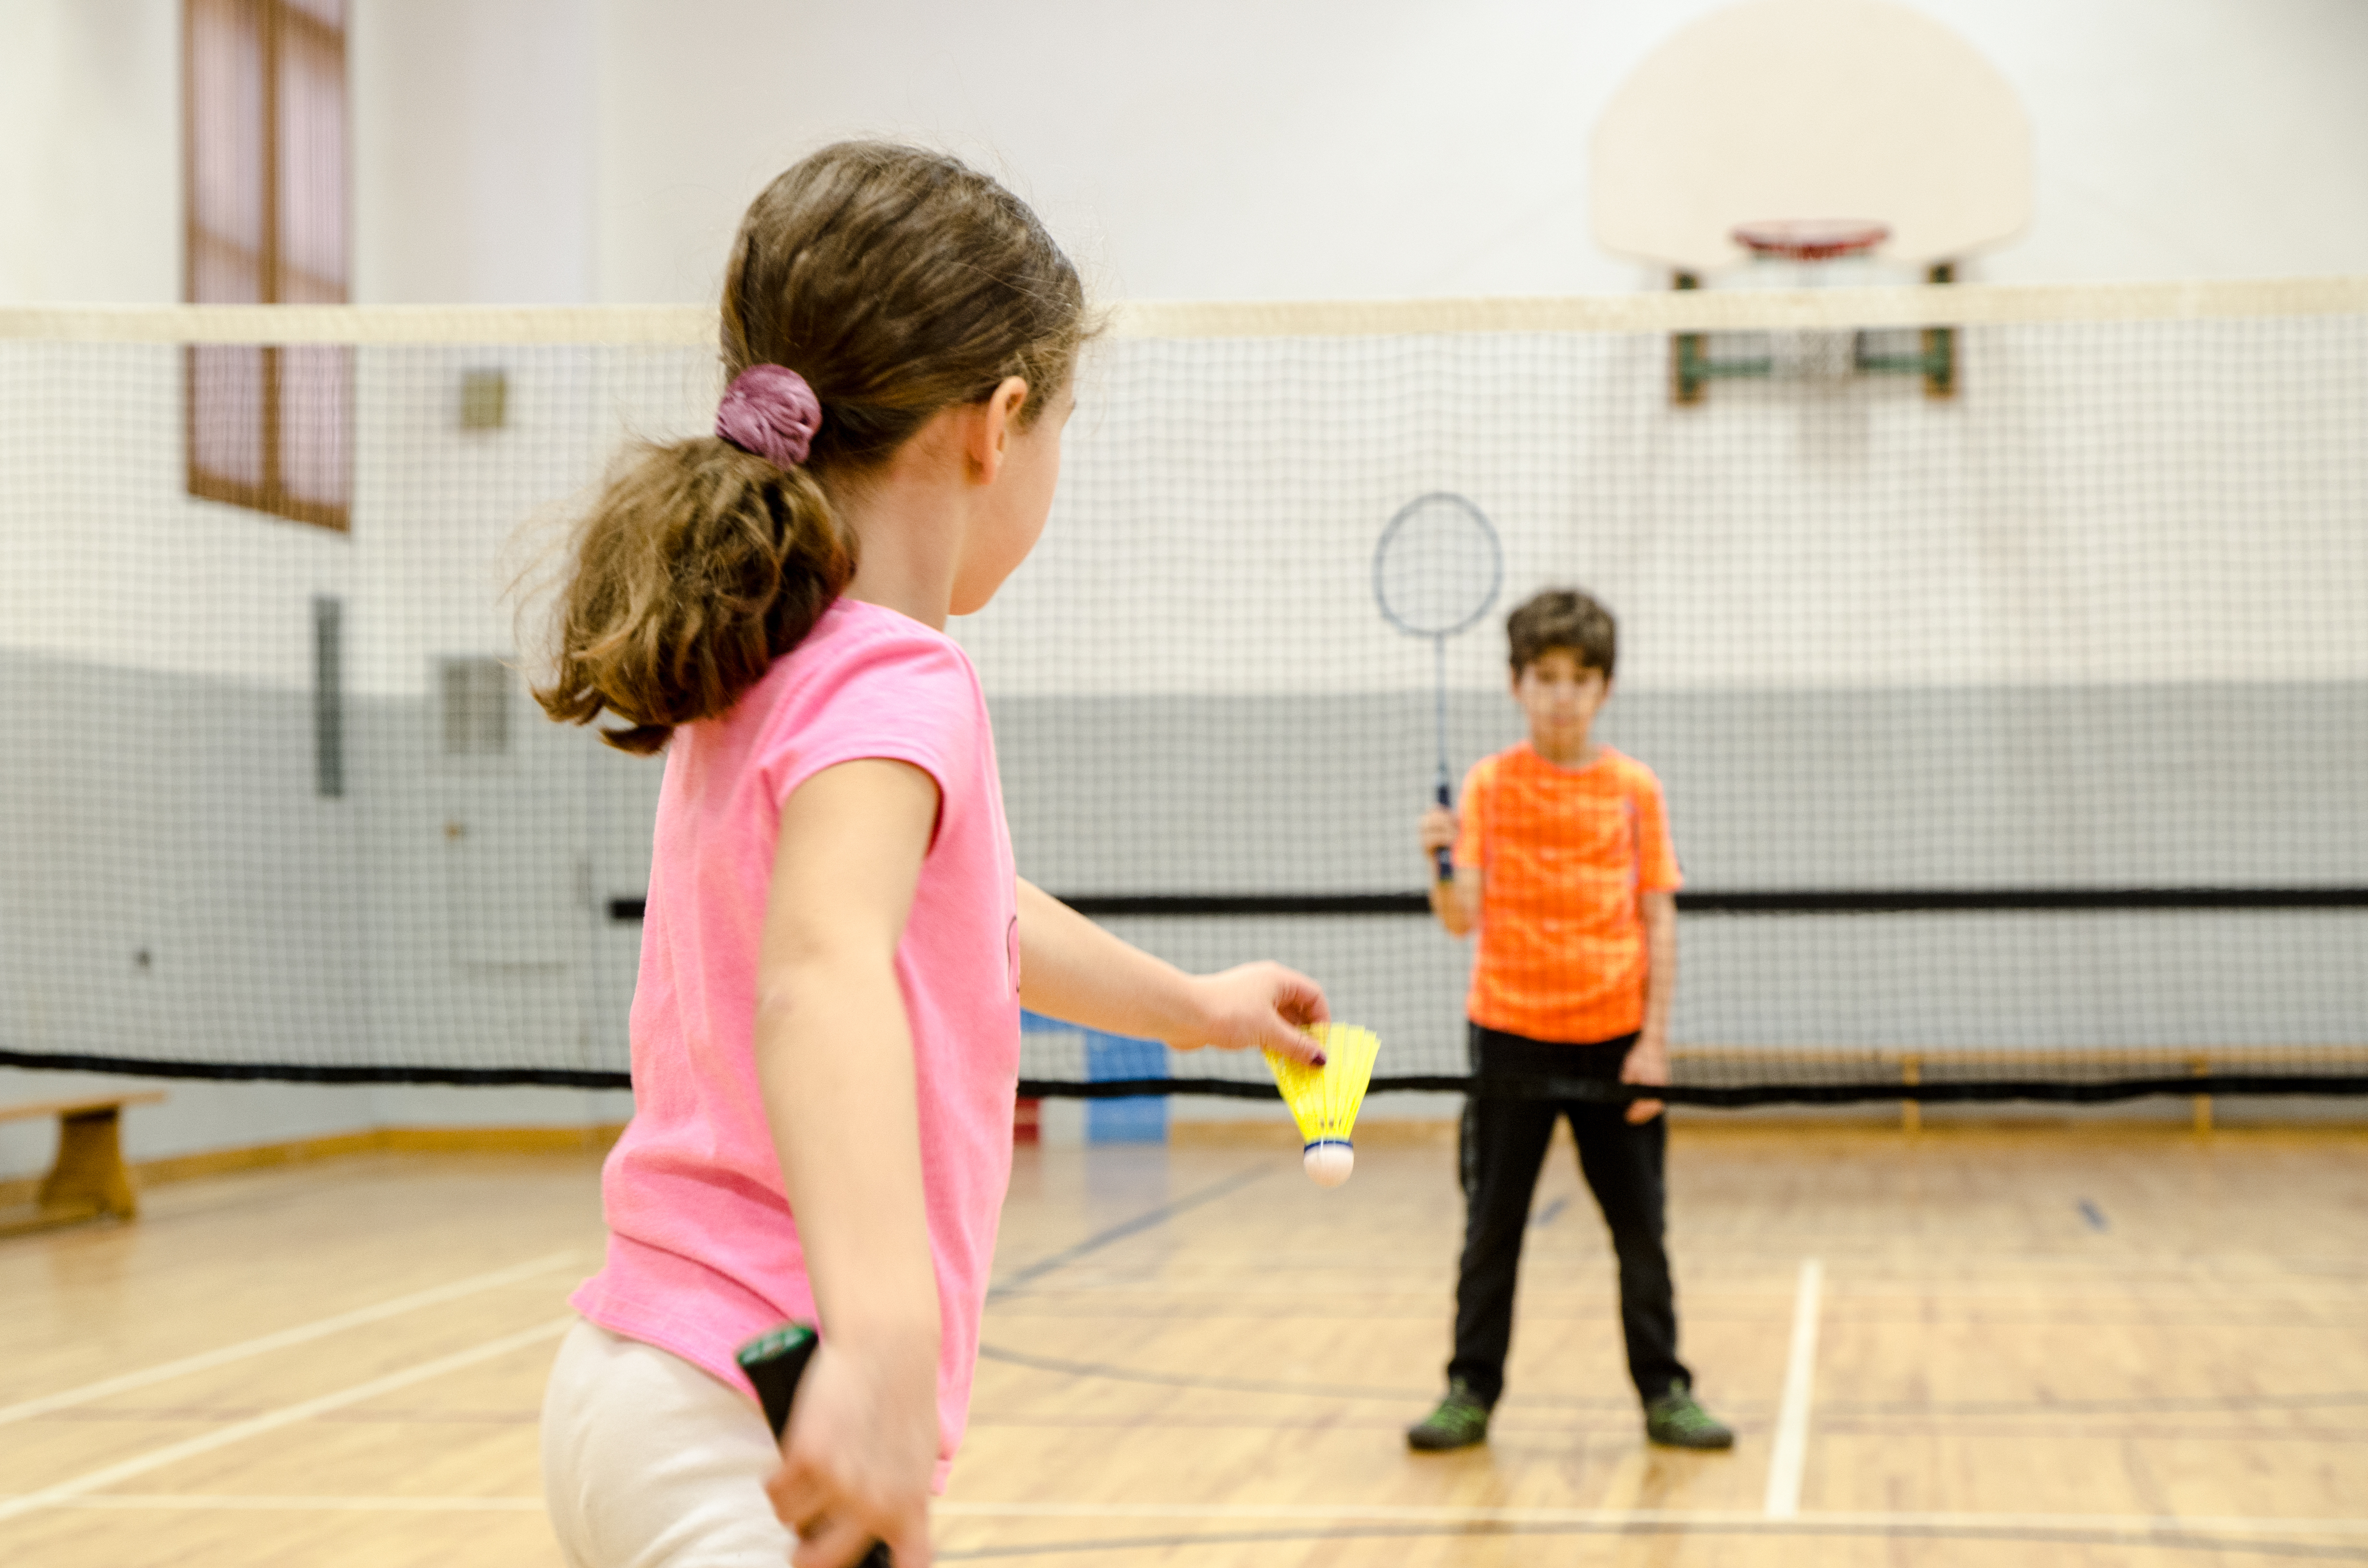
[737, 1324, 895, 1568]
[1432, 781, 1455, 883]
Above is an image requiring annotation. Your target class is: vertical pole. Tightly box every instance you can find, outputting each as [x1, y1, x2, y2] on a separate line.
[1672, 271, 1705, 405]
[1923, 261, 1958, 400]
[313, 596, 345, 799]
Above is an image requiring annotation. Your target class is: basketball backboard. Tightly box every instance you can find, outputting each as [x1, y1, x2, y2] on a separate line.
[1591, 0, 2031, 275]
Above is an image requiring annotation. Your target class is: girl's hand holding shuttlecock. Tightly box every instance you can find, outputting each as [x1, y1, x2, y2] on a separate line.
[1165, 963, 1332, 1067]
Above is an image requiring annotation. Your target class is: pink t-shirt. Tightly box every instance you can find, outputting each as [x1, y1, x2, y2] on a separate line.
[571, 597, 1021, 1484]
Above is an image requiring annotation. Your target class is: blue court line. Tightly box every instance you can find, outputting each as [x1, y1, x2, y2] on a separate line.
[2077, 1199, 2110, 1232]
[1531, 1196, 1572, 1229]
[987, 1165, 1268, 1299]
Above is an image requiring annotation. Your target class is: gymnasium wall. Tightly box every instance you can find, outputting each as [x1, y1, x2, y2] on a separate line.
[584, 0, 2368, 301]
[2, 0, 2365, 1165]
[0, 0, 622, 1162]
[0, 340, 659, 1173]
[5, 310, 2364, 1179]
[8, 0, 2367, 311]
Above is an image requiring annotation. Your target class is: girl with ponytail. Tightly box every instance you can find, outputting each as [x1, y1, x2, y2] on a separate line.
[533, 143, 1331, 1568]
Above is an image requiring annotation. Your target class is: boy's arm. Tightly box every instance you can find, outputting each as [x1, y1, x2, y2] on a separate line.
[1621, 890, 1677, 1125]
[1015, 879, 1327, 1062]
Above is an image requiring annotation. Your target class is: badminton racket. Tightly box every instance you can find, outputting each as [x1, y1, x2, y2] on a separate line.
[1373, 492, 1503, 881]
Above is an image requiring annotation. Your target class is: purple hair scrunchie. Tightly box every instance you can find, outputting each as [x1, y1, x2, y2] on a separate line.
[715, 363, 823, 469]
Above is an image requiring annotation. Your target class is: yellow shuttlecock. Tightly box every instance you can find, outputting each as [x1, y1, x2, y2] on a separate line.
[1264, 1023, 1381, 1187]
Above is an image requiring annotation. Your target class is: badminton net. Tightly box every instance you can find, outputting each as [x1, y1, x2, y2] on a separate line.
[1, 280, 2363, 1106]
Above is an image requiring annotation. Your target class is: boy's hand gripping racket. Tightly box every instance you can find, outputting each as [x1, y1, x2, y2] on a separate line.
[737, 1323, 895, 1568]
[1373, 492, 1504, 882]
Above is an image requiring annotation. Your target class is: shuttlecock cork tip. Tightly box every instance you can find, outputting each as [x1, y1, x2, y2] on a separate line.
[1303, 1140, 1354, 1188]
[1264, 1023, 1380, 1188]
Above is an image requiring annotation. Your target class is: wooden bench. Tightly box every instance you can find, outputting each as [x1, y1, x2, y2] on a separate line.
[0, 1093, 166, 1237]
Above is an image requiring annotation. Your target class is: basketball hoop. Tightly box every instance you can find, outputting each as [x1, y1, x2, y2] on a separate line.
[1731, 220, 1891, 262]
[1720, 221, 1893, 381]
[1669, 217, 1951, 403]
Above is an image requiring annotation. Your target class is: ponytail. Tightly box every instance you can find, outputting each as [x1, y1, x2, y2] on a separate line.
[533, 436, 852, 754]
[532, 141, 1088, 753]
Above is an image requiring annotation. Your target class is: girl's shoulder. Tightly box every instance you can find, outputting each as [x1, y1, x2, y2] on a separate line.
[811, 594, 964, 657]
[728, 598, 988, 788]
[764, 597, 978, 702]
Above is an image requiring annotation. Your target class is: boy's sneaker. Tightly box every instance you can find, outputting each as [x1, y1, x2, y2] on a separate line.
[1644, 1379, 1734, 1449]
[1406, 1379, 1491, 1451]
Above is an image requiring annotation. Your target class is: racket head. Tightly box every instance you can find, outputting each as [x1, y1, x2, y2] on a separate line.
[1373, 492, 1504, 640]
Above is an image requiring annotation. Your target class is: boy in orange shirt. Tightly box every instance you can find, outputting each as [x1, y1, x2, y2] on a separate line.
[1406, 588, 1733, 1452]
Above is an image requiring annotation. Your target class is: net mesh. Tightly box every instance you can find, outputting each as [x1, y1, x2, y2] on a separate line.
[2, 285, 2363, 1105]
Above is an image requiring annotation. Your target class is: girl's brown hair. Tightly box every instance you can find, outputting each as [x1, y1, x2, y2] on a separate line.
[534, 142, 1089, 753]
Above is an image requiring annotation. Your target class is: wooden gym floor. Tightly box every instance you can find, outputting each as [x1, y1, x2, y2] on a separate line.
[1, 1122, 2364, 1566]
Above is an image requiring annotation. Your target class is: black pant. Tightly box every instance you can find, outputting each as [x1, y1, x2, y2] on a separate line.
[1448, 1024, 1688, 1407]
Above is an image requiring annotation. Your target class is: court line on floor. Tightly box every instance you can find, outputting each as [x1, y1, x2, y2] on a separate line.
[935, 1502, 2368, 1536]
[1763, 1256, 1823, 1519]
[18, 1497, 2368, 1540]
[1825, 1390, 2368, 1417]
[927, 1520, 2368, 1563]
[0, 1317, 574, 1526]
[988, 1166, 1268, 1298]
[975, 1342, 1632, 1410]
[0, 1250, 579, 1429]
[25, 1494, 546, 1512]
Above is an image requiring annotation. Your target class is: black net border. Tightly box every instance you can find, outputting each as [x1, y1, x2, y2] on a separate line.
[7, 1048, 2364, 1106]
[605, 888, 2368, 923]
[1054, 889, 2368, 917]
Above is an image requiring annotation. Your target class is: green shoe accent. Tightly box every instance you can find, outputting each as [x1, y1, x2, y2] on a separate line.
[1644, 1378, 1735, 1450]
[1406, 1380, 1491, 1451]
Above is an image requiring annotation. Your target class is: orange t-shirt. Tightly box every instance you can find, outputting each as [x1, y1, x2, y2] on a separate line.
[1454, 743, 1681, 1045]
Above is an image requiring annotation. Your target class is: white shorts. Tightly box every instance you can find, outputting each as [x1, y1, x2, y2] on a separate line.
[541, 1319, 796, 1568]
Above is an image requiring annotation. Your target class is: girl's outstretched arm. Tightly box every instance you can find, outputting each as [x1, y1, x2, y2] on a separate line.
[1015, 878, 1329, 1065]
[754, 759, 942, 1568]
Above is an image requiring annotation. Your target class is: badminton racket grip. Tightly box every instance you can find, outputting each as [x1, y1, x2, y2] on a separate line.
[737, 1324, 896, 1568]
[1432, 781, 1455, 883]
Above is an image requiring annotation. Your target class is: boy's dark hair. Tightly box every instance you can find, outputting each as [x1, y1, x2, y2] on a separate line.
[1506, 588, 1616, 678]
[534, 141, 1091, 754]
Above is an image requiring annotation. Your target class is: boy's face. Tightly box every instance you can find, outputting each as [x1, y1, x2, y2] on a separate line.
[1511, 648, 1610, 751]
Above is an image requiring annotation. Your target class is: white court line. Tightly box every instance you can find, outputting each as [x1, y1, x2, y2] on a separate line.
[1763, 1256, 1824, 1519]
[12, 1496, 2368, 1541]
[25, 1494, 545, 1513]
[0, 1250, 579, 1428]
[0, 1317, 574, 1525]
